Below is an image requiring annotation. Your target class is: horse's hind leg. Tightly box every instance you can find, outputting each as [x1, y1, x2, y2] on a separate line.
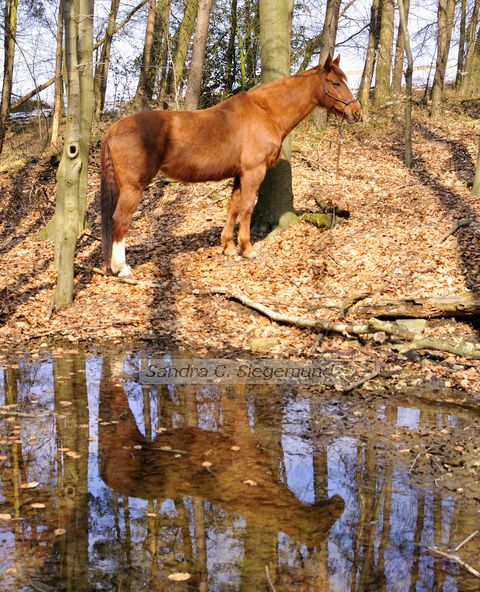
[111, 185, 142, 277]
[221, 177, 241, 256]
[237, 166, 266, 258]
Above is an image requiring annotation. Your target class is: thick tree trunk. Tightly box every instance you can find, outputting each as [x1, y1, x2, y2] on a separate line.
[358, 0, 380, 120]
[0, 0, 19, 157]
[51, 1, 64, 149]
[252, 0, 294, 232]
[391, 0, 410, 95]
[373, 0, 395, 106]
[134, 0, 157, 107]
[54, 0, 94, 307]
[311, 0, 341, 130]
[184, 0, 213, 109]
[93, 0, 120, 119]
[165, 0, 200, 106]
[430, 0, 456, 117]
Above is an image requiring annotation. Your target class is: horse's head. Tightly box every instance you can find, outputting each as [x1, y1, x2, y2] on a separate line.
[319, 54, 362, 124]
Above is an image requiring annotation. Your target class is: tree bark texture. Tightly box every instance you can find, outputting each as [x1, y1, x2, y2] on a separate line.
[373, 0, 395, 106]
[134, 0, 157, 107]
[460, 0, 480, 97]
[430, 0, 456, 117]
[391, 0, 410, 95]
[93, 0, 121, 119]
[0, 0, 19, 156]
[184, 0, 213, 109]
[311, 0, 341, 130]
[51, 1, 64, 149]
[253, 0, 294, 231]
[358, 0, 380, 119]
[165, 0, 200, 106]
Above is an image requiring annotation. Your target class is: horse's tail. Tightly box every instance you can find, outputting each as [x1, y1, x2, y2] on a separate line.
[100, 139, 118, 271]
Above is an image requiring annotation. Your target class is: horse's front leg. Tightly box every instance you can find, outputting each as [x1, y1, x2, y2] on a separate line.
[221, 177, 241, 256]
[237, 166, 266, 258]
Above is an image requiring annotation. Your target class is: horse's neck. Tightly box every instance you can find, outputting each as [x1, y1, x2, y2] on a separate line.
[254, 70, 321, 136]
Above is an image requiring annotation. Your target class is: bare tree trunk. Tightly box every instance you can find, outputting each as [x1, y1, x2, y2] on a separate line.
[397, 0, 413, 168]
[358, 0, 380, 120]
[460, 0, 480, 97]
[146, 0, 171, 99]
[51, 1, 64, 149]
[93, 0, 121, 119]
[184, 0, 213, 109]
[225, 0, 238, 92]
[165, 0, 200, 107]
[391, 0, 410, 95]
[473, 135, 480, 197]
[430, 0, 456, 117]
[134, 0, 157, 107]
[54, 0, 94, 307]
[252, 0, 294, 232]
[0, 0, 19, 156]
[455, 0, 467, 88]
[244, 0, 259, 88]
[311, 0, 341, 130]
[373, 0, 395, 106]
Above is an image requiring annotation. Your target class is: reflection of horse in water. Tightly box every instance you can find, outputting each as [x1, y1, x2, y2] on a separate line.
[98, 359, 344, 548]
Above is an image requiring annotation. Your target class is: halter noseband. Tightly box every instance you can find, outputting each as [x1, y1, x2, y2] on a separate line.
[323, 77, 360, 108]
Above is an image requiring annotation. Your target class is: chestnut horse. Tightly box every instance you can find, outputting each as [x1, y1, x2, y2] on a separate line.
[101, 54, 361, 277]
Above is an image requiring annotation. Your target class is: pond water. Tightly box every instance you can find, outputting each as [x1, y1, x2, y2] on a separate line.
[0, 348, 479, 591]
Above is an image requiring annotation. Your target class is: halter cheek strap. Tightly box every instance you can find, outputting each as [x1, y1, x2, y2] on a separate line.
[323, 78, 360, 108]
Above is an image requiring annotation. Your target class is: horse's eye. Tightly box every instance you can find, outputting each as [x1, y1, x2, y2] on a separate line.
[333, 82, 341, 88]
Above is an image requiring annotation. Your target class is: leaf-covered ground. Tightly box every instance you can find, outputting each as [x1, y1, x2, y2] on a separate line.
[1, 104, 480, 394]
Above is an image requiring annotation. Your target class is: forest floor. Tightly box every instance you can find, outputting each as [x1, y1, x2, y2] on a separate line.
[1, 99, 480, 399]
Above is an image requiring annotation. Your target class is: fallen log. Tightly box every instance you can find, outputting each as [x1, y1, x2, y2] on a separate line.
[199, 288, 480, 359]
[359, 292, 480, 319]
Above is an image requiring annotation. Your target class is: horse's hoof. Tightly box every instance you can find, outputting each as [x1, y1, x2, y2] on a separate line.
[241, 248, 257, 259]
[117, 265, 133, 278]
[223, 245, 237, 256]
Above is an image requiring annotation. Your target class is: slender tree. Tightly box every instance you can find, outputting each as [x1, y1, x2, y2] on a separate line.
[134, 0, 157, 107]
[225, 0, 238, 92]
[93, 0, 121, 119]
[51, 1, 64, 149]
[164, 0, 200, 106]
[455, 0, 468, 87]
[311, 0, 341, 130]
[145, 0, 171, 99]
[358, 0, 380, 119]
[397, 0, 413, 168]
[459, 0, 480, 97]
[0, 0, 19, 156]
[391, 0, 410, 95]
[430, 0, 456, 117]
[373, 0, 395, 106]
[252, 0, 294, 232]
[184, 0, 214, 109]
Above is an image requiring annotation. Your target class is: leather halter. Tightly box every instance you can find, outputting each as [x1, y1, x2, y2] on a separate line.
[323, 77, 360, 108]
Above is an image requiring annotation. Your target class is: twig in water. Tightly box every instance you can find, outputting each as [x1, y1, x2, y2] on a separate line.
[455, 530, 479, 552]
[427, 546, 480, 579]
[265, 565, 277, 592]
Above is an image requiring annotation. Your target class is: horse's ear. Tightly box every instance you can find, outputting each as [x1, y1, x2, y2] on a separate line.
[324, 53, 333, 71]
[333, 54, 340, 66]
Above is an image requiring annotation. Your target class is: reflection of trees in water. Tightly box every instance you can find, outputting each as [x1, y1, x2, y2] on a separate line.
[0, 352, 479, 591]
